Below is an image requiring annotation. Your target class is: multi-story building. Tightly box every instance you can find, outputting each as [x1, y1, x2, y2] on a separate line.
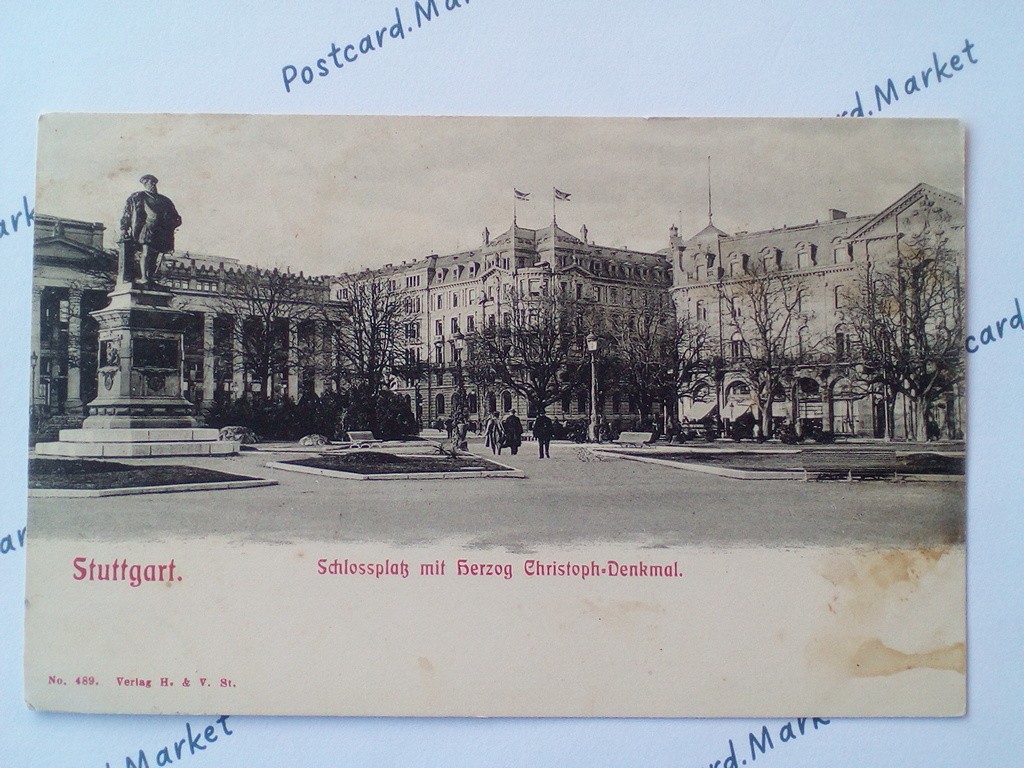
[348, 219, 672, 427]
[34, 213, 673, 434]
[33, 183, 964, 442]
[668, 183, 965, 439]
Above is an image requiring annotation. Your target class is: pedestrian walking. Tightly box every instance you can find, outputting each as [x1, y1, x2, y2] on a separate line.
[484, 411, 503, 455]
[502, 410, 523, 456]
[532, 410, 554, 458]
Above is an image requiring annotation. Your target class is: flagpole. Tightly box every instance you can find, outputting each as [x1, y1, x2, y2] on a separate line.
[707, 155, 713, 224]
[552, 187, 556, 226]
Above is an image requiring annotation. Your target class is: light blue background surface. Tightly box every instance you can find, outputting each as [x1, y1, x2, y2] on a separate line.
[1, 2, 1020, 765]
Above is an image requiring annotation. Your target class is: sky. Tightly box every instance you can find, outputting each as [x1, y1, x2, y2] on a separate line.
[36, 114, 964, 276]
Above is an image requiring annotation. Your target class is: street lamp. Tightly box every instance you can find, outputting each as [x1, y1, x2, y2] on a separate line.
[452, 332, 469, 448]
[431, 338, 443, 426]
[586, 332, 600, 441]
[30, 350, 38, 421]
[665, 364, 676, 435]
[452, 331, 468, 413]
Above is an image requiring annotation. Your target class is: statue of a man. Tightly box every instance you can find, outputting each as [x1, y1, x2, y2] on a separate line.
[119, 175, 182, 286]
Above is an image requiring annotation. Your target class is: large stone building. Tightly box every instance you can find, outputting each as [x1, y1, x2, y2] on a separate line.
[33, 213, 672, 433]
[347, 219, 672, 427]
[668, 183, 965, 439]
[32, 183, 964, 442]
[31, 214, 337, 437]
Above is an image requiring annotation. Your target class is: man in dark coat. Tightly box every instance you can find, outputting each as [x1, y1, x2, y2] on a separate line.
[532, 410, 554, 458]
[120, 174, 182, 285]
[501, 410, 523, 456]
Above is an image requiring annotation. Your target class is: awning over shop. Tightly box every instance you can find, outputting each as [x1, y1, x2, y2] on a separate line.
[723, 402, 752, 421]
[686, 400, 718, 421]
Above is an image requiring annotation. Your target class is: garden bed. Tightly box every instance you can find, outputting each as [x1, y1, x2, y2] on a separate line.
[267, 451, 525, 480]
[28, 458, 276, 497]
[615, 450, 806, 471]
[607, 448, 964, 479]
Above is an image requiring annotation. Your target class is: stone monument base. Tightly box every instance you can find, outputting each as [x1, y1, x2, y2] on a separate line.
[35, 427, 239, 458]
[35, 277, 241, 458]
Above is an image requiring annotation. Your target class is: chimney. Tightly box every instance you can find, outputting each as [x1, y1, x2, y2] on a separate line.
[829, 208, 847, 220]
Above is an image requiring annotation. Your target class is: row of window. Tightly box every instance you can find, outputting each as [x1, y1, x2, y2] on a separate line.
[430, 315, 478, 337]
[726, 328, 856, 361]
[555, 254, 666, 282]
[687, 242, 856, 281]
[693, 285, 849, 322]
[165, 278, 219, 292]
[435, 288, 482, 310]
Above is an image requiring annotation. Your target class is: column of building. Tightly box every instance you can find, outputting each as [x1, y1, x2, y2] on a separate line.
[65, 287, 84, 411]
[30, 285, 43, 413]
[202, 311, 216, 404]
[231, 322, 244, 396]
[312, 321, 324, 396]
[287, 320, 299, 398]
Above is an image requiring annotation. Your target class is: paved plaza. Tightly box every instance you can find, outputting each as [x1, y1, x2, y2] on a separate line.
[28, 437, 965, 551]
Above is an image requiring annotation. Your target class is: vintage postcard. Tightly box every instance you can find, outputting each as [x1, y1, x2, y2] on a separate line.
[25, 114, 966, 716]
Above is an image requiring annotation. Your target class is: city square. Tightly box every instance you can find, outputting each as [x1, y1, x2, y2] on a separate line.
[24, 114, 966, 718]
[28, 434, 964, 550]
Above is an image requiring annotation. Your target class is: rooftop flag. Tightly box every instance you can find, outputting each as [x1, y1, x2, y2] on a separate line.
[553, 188, 571, 201]
[514, 189, 531, 201]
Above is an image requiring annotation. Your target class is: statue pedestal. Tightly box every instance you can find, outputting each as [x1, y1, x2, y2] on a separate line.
[35, 283, 239, 458]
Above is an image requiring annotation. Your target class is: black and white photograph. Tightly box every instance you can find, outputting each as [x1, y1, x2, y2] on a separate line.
[25, 114, 965, 717]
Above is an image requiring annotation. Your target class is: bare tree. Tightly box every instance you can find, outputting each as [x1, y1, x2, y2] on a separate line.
[843, 196, 965, 440]
[213, 266, 330, 402]
[607, 295, 679, 422]
[465, 288, 585, 414]
[325, 272, 413, 419]
[670, 310, 717, 406]
[719, 262, 808, 439]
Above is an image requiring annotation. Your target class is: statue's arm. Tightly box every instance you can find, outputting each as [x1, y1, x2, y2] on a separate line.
[120, 193, 138, 238]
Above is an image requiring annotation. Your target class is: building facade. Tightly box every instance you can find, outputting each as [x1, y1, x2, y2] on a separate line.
[344, 220, 673, 427]
[668, 183, 965, 440]
[33, 183, 965, 442]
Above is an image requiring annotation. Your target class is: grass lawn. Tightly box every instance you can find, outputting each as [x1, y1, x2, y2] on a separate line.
[283, 451, 506, 475]
[29, 458, 261, 490]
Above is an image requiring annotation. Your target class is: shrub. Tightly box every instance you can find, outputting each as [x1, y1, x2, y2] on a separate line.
[219, 426, 259, 444]
[778, 422, 802, 444]
[344, 386, 419, 440]
[552, 418, 589, 443]
[204, 389, 418, 442]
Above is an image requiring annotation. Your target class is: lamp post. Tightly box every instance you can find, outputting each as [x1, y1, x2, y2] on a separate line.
[453, 332, 468, 414]
[665, 364, 676, 435]
[30, 350, 38, 422]
[586, 332, 600, 441]
[452, 332, 469, 448]
[432, 338, 443, 427]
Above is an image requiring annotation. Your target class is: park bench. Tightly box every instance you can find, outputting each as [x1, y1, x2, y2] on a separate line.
[614, 431, 656, 448]
[343, 430, 382, 448]
[801, 448, 898, 481]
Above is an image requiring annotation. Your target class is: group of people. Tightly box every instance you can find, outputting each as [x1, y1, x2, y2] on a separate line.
[481, 410, 556, 459]
[483, 410, 523, 456]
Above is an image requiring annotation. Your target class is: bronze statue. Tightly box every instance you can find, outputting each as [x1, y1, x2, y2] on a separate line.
[119, 175, 182, 286]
